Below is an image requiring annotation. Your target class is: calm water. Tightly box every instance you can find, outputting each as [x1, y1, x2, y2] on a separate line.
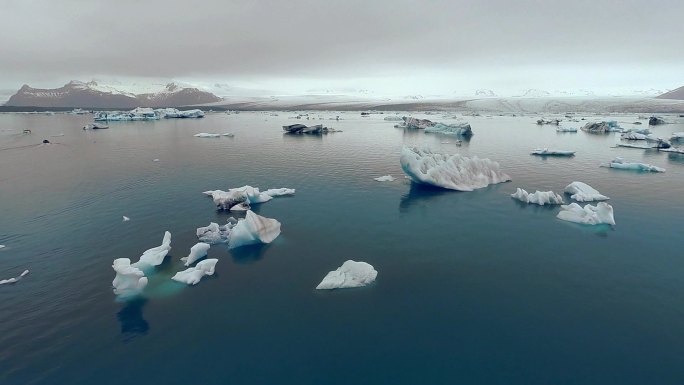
[1, 111, 684, 385]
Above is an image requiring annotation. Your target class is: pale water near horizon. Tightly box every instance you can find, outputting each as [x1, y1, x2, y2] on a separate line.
[1, 112, 684, 384]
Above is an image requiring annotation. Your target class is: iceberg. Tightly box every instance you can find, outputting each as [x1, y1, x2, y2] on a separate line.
[400, 146, 511, 191]
[282, 124, 336, 134]
[581, 121, 622, 133]
[537, 119, 561, 125]
[608, 157, 665, 172]
[316, 260, 378, 290]
[94, 107, 159, 121]
[123, 216, 130, 222]
[557, 202, 615, 225]
[530, 148, 575, 156]
[424, 122, 473, 137]
[649, 116, 666, 125]
[196, 222, 234, 244]
[203, 186, 295, 210]
[556, 127, 578, 132]
[133, 231, 171, 268]
[0, 269, 29, 285]
[373, 175, 395, 182]
[401, 117, 434, 129]
[511, 188, 564, 205]
[194, 133, 222, 138]
[229, 210, 281, 249]
[620, 132, 649, 140]
[0, 245, 5, 250]
[181, 242, 211, 266]
[564, 182, 609, 202]
[112, 258, 148, 297]
[157, 108, 205, 119]
[172, 259, 218, 285]
[622, 127, 651, 135]
[383, 116, 403, 121]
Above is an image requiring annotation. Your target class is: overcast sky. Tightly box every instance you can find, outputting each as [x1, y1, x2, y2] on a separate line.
[1, 0, 682, 96]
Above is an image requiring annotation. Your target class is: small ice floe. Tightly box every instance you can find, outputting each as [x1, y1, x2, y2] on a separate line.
[157, 108, 205, 119]
[373, 175, 395, 182]
[222, 133, 235, 137]
[556, 127, 578, 132]
[0, 269, 29, 285]
[581, 121, 622, 133]
[152, 159, 159, 162]
[193, 133, 222, 138]
[133, 231, 172, 268]
[172, 259, 218, 285]
[511, 188, 564, 205]
[669, 132, 684, 143]
[607, 157, 665, 172]
[564, 182, 609, 202]
[384, 116, 403, 121]
[316, 260, 377, 290]
[112, 259, 148, 297]
[197, 222, 233, 244]
[203, 186, 295, 210]
[0, 245, 5, 250]
[229, 210, 281, 249]
[557, 202, 615, 226]
[531, 148, 575, 156]
[122, 216, 130, 222]
[615, 143, 653, 150]
[400, 146, 511, 191]
[537, 119, 561, 125]
[181, 242, 211, 266]
[83, 123, 109, 130]
[282, 124, 336, 134]
[622, 127, 651, 135]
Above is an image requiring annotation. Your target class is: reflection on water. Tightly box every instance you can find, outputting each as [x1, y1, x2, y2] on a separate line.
[117, 298, 149, 340]
[230, 243, 271, 264]
[399, 182, 461, 212]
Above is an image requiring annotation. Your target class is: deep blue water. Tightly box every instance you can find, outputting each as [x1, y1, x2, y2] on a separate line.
[1, 111, 684, 385]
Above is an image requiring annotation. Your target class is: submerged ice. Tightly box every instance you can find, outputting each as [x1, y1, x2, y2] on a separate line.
[557, 202, 616, 225]
[316, 260, 378, 290]
[400, 146, 510, 191]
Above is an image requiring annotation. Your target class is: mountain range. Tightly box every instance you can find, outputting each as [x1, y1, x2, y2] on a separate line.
[657, 86, 684, 100]
[4, 81, 222, 108]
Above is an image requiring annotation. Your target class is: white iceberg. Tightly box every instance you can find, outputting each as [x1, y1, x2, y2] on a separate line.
[112, 258, 148, 297]
[556, 127, 578, 132]
[400, 146, 511, 191]
[531, 148, 575, 156]
[196, 222, 234, 244]
[581, 121, 622, 133]
[172, 259, 218, 285]
[94, 107, 159, 122]
[0, 269, 29, 285]
[181, 242, 211, 266]
[316, 260, 378, 290]
[557, 202, 615, 225]
[608, 157, 665, 172]
[132, 231, 172, 268]
[564, 182, 609, 202]
[158, 108, 205, 119]
[511, 188, 564, 205]
[424, 122, 473, 136]
[204, 186, 295, 210]
[229, 210, 281, 249]
[374, 175, 395, 182]
[194, 133, 222, 138]
[122, 216, 130, 222]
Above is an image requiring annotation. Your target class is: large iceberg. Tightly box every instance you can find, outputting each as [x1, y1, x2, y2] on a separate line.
[564, 182, 609, 202]
[557, 202, 615, 225]
[112, 258, 148, 297]
[157, 108, 205, 118]
[0, 269, 29, 285]
[424, 122, 473, 137]
[229, 210, 281, 249]
[94, 107, 159, 121]
[196, 222, 234, 244]
[581, 121, 621, 133]
[400, 146, 511, 191]
[530, 148, 575, 156]
[132, 231, 171, 268]
[511, 188, 564, 205]
[608, 157, 665, 172]
[172, 259, 218, 285]
[203, 186, 295, 210]
[181, 242, 211, 266]
[316, 260, 378, 290]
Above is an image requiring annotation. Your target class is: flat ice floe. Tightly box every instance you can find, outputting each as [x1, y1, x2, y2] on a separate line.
[373, 175, 395, 182]
[608, 157, 665, 172]
[203, 185, 295, 210]
[400, 146, 511, 191]
[181, 242, 211, 266]
[557, 202, 615, 225]
[316, 260, 378, 290]
[564, 182, 609, 202]
[193, 133, 221, 138]
[172, 259, 218, 285]
[229, 210, 281, 249]
[511, 188, 564, 205]
[0, 269, 29, 285]
[132, 231, 171, 268]
[530, 148, 575, 156]
[112, 258, 148, 297]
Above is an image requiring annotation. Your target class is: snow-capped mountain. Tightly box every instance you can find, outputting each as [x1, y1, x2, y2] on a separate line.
[4, 81, 221, 108]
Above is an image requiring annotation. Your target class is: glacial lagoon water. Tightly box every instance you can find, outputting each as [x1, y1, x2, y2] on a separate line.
[1, 111, 684, 384]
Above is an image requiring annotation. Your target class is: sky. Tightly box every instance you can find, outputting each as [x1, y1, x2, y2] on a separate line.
[1, 0, 682, 97]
